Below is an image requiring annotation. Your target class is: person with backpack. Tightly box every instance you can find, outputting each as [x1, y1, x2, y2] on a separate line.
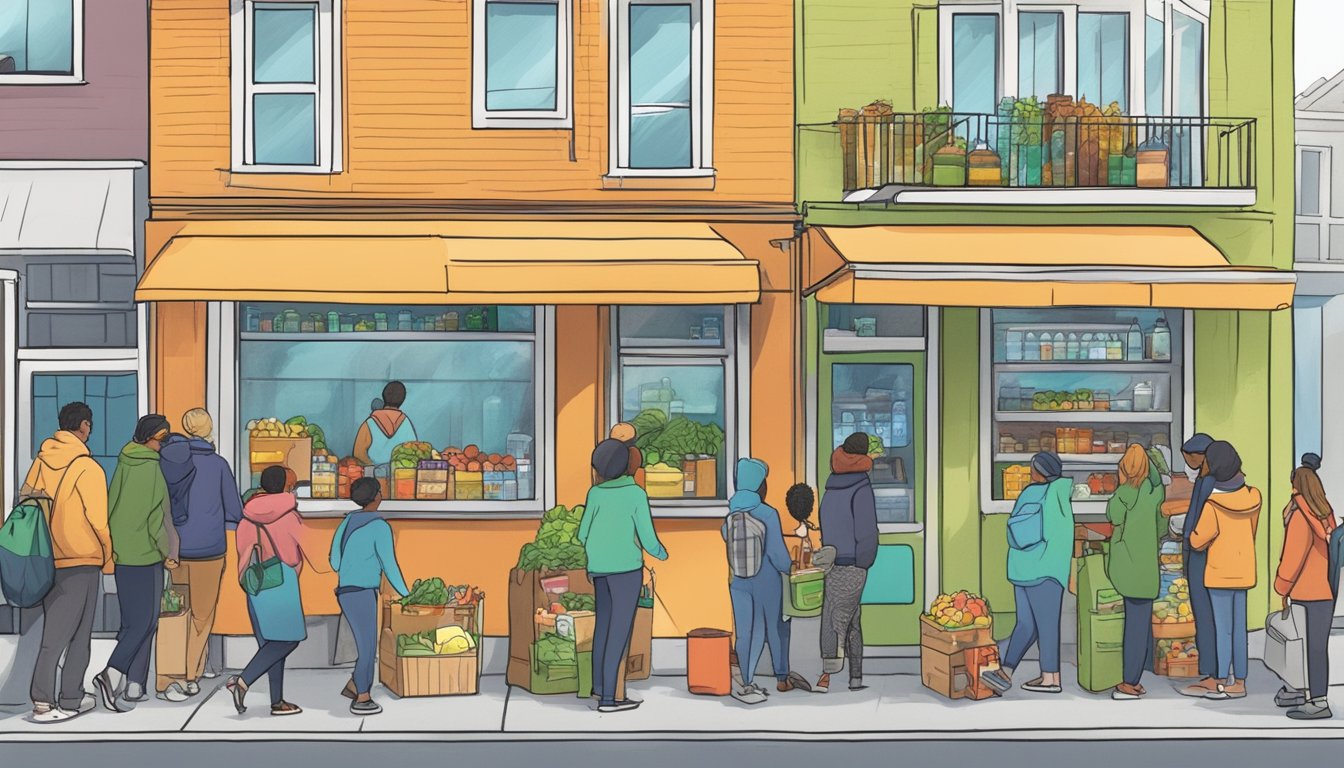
[331, 477, 410, 716]
[577, 438, 668, 713]
[1272, 453, 1335, 720]
[18, 402, 110, 723]
[227, 466, 320, 716]
[722, 458, 809, 705]
[93, 415, 178, 712]
[1105, 445, 1167, 700]
[815, 433, 879, 694]
[979, 451, 1073, 696]
[155, 408, 243, 702]
[1188, 440, 1262, 701]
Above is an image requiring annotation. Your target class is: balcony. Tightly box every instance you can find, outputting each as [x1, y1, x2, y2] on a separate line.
[802, 101, 1257, 207]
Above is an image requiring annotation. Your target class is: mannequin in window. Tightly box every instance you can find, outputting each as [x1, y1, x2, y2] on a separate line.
[353, 381, 418, 467]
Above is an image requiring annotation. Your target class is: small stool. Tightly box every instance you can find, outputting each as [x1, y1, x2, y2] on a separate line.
[686, 628, 732, 696]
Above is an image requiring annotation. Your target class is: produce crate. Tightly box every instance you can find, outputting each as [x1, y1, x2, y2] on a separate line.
[919, 615, 994, 655]
[1152, 619, 1196, 639]
[248, 436, 313, 482]
[1154, 653, 1200, 678]
[379, 600, 483, 697]
[508, 568, 593, 690]
[920, 646, 973, 700]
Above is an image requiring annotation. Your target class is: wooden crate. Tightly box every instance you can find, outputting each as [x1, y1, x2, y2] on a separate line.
[379, 631, 480, 697]
[919, 616, 994, 655]
[1152, 619, 1196, 639]
[248, 436, 313, 481]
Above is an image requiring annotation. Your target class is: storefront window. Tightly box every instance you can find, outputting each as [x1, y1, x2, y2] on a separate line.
[986, 308, 1184, 511]
[238, 303, 540, 506]
[824, 305, 925, 351]
[615, 306, 736, 504]
[831, 363, 916, 524]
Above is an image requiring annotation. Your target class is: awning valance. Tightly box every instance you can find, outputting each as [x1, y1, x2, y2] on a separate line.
[805, 225, 1294, 310]
[136, 221, 761, 305]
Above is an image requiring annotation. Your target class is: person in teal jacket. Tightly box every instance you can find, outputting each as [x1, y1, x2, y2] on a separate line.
[980, 452, 1074, 696]
[577, 438, 668, 713]
[1105, 444, 1166, 700]
[330, 477, 410, 716]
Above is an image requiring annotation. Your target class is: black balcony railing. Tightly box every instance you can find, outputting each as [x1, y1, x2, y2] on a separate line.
[819, 106, 1256, 195]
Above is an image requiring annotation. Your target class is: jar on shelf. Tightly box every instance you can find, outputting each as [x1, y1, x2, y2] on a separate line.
[374, 312, 388, 332]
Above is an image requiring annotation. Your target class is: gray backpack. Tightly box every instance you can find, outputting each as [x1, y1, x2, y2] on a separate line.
[724, 510, 767, 578]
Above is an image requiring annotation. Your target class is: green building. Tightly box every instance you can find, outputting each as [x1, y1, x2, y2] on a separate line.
[795, 0, 1296, 651]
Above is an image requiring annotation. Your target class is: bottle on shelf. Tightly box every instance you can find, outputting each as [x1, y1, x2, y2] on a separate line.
[1053, 332, 1065, 361]
[1066, 333, 1080, 361]
[1151, 317, 1172, 361]
[1025, 332, 1040, 361]
[1127, 318, 1144, 360]
[1107, 333, 1123, 360]
[1040, 333, 1054, 361]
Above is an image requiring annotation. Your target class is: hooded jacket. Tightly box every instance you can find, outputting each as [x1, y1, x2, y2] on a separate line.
[1105, 462, 1167, 599]
[1275, 494, 1336, 602]
[236, 491, 307, 578]
[108, 441, 175, 566]
[819, 448, 878, 569]
[722, 458, 792, 581]
[160, 434, 244, 560]
[1006, 477, 1074, 588]
[1190, 483, 1263, 589]
[20, 430, 111, 569]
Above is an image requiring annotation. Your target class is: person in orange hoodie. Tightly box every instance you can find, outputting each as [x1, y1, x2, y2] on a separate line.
[1272, 453, 1336, 720]
[1189, 440, 1262, 701]
[20, 402, 111, 723]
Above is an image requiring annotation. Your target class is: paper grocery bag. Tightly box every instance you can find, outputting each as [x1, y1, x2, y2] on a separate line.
[155, 579, 193, 684]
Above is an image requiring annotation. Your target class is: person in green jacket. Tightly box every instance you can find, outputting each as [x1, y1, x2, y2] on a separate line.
[1107, 444, 1167, 700]
[94, 414, 178, 712]
[980, 452, 1074, 696]
[577, 438, 668, 713]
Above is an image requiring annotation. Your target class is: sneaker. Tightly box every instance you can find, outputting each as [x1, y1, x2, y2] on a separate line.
[350, 699, 383, 716]
[979, 668, 1013, 694]
[30, 704, 77, 724]
[732, 684, 768, 705]
[786, 672, 812, 692]
[1288, 699, 1333, 720]
[777, 678, 796, 693]
[597, 700, 641, 713]
[1178, 677, 1221, 698]
[93, 669, 127, 713]
[157, 684, 191, 703]
[225, 676, 247, 714]
[1021, 678, 1062, 694]
[813, 673, 830, 694]
[123, 682, 146, 703]
[1216, 680, 1247, 700]
[184, 681, 201, 696]
[1112, 683, 1143, 700]
[75, 694, 96, 714]
[270, 701, 303, 716]
[1276, 686, 1307, 708]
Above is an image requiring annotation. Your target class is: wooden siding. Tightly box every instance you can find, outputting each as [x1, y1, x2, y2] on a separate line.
[149, 0, 793, 204]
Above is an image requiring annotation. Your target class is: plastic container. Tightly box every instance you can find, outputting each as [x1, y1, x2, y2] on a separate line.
[1134, 381, 1155, 412]
[967, 142, 1002, 186]
[506, 433, 533, 461]
[310, 456, 338, 499]
[515, 459, 532, 499]
[456, 471, 484, 500]
[686, 629, 732, 696]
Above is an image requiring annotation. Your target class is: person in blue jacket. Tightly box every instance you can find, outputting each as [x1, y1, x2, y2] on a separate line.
[723, 458, 810, 705]
[330, 477, 410, 716]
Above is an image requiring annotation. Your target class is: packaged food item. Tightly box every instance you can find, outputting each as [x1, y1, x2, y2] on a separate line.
[393, 467, 417, 500]
[484, 471, 505, 500]
[456, 471, 484, 500]
[416, 460, 450, 500]
[310, 454, 338, 499]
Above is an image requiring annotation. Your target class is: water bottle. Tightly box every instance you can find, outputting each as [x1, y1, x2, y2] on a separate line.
[1127, 318, 1144, 360]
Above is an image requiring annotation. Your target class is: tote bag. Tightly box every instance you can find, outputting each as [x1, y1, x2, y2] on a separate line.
[241, 520, 286, 597]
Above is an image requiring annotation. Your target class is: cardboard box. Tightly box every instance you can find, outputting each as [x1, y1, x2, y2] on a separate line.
[249, 436, 313, 482]
[155, 579, 193, 682]
[921, 645, 972, 699]
[919, 616, 993, 655]
[570, 610, 595, 653]
[379, 600, 482, 697]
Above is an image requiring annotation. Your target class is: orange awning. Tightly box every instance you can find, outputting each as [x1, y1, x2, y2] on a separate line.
[805, 225, 1294, 310]
[137, 221, 761, 305]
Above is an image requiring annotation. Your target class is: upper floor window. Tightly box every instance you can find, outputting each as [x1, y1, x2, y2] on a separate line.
[611, 0, 714, 176]
[940, 1, 1207, 118]
[0, 0, 81, 83]
[472, 0, 572, 128]
[230, 0, 342, 173]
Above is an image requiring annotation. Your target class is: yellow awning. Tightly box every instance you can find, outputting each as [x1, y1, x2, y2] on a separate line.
[806, 225, 1294, 310]
[137, 221, 761, 304]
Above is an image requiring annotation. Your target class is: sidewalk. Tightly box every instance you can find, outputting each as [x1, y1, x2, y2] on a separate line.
[2, 657, 1342, 742]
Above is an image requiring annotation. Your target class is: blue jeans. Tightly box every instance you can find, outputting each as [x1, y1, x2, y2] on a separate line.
[1185, 549, 1217, 678]
[1001, 580, 1064, 674]
[1123, 597, 1154, 686]
[729, 573, 791, 685]
[244, 601, 297, 705]
[108, 564, 165, 688]
[1209, 588, 1248, 681]
[337, 588, 378, 695]
[590, 569, 642, 706]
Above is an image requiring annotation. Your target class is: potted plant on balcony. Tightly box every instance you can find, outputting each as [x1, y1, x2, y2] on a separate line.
[1009, 97, 1044, 187]
[920, 105, 953, 185]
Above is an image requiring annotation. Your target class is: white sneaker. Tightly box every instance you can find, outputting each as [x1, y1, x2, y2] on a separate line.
[157, 684, 191, 703]
[31, 704, 77, 723]
[124, 682, 146, 702]
[76, 694, 96, 713]
[184, 681, 201, 696]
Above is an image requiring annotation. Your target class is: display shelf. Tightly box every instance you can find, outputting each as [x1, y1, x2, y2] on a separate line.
[995, 362, 1175, 373]
[240, 331, 537, 342]
[995, 452, 1126, 464]
[993, 411, 1174, 423]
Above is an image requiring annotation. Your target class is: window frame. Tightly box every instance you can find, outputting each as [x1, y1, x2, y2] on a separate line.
[472, 0, 572, 129]
[938, 0, 1208, 119]
[0, 0, 83, 84]
[229, 0, 343, 174]
[609, 305, 750, 516]
[608, 0, 715, 178]
[1296, 145, 1333, 263]
[1015, 9, 1067, 103]
[211, 302, 557, 518]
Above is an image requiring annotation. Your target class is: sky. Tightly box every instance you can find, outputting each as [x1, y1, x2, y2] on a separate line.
[1296, 0, 1344, 94]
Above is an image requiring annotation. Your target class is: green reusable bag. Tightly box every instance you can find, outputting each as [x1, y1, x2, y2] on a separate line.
[241, 521, 284, 597]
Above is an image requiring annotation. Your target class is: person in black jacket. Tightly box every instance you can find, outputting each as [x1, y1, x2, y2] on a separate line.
[814, 433, 878, 694]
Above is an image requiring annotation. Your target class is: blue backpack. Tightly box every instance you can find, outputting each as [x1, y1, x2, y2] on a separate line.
[0, 496, 56, 608]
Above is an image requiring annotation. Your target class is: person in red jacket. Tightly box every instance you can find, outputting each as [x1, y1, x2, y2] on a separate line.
[1273, 453, 1336, 720]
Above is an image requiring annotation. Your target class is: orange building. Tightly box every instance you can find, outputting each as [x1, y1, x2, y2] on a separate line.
[140, 0, 798, 643]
